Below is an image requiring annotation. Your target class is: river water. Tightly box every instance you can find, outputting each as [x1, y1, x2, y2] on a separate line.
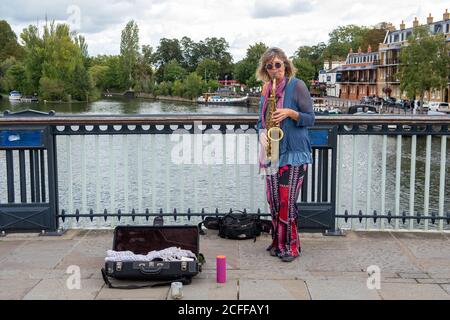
[0, 97, 449, 231]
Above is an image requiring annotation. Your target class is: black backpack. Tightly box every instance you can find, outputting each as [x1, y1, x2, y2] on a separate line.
[199, 211, 271, 240]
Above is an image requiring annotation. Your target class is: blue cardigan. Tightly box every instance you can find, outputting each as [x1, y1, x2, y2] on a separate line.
[256, 77, 315, 167]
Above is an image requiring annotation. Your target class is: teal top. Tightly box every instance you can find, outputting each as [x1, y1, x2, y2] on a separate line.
[256, 77, 315, 167]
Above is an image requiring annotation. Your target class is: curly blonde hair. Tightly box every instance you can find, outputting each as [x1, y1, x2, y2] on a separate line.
[255, 47, 297, 83]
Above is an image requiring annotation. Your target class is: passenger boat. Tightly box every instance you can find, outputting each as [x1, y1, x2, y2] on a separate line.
[197, 93, 248, 105]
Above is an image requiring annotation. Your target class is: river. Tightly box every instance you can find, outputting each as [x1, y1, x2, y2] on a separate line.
[0, 97, 448, 231]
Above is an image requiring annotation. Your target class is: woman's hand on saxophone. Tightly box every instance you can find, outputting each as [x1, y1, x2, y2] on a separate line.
[272, 109, 298, 125]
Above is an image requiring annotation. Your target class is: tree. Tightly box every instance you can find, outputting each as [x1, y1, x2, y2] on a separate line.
[0, 20, 25, 61]
[132, 45, 155, 93]
[172, 79, 185, 97]
[120, 20, 140, 89]
[324, 25, 369, 61]
[234, 59, 254, 85]
[39, 77, 65, 100]
[163, 59, 187, 82]
[246, 42, 268, 65]
[294, 43, 326, 78]
[88, 64, 109, 90]
[180, 36, 199, 72]
[293, 58, 315, 87]
[20, 25, 44, 93]
[233, 42, 267, 87]
[196, 59, 220, 82]
[155, 38, 183, 67]
[19, 21, 94, 99]
[183, 72, 203, 99]
[75, 35, 89, 68]
[397, 25, 450, 111]
[360, 26, 389, 52]
[5, 63, 27, 93]
[199, 37, 233, 78]
[70, 62, 91, 101]
[102, 56, 122, 90]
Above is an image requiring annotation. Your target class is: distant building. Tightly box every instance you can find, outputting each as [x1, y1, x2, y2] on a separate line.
[335, 47, 379, 100]
[319, 61, 345, 98]
[378, 10, 450, 102]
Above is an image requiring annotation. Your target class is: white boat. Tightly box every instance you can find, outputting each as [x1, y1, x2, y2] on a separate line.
[9, 91, 22, 101]
[197, 93, 248, 105]
[314, 106, 342, 115]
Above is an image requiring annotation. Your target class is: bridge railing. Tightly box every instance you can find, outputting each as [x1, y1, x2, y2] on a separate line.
[0, 113, 449, 234]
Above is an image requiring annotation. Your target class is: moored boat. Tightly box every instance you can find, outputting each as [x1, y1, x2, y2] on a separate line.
[197, 93, 248, 105]
[8, 90, 22, 101]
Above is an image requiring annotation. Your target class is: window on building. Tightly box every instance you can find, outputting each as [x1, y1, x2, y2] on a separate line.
[446, 24, 449, 33]
[394, 34, 399, 42]
[434, 24, 442, 33]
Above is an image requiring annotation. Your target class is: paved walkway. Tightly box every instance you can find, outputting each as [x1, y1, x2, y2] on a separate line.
[1, 230, 450, 300]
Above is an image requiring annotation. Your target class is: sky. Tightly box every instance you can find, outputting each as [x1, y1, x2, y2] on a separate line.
[1, 0, 448, 61]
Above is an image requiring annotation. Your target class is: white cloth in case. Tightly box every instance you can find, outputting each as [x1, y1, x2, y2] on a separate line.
[105, 246, 196, 262]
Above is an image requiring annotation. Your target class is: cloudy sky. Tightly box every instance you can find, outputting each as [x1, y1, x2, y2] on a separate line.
[1, 0, 448, 61]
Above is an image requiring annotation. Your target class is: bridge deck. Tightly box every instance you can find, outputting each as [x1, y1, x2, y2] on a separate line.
[1, 230, 450, 300]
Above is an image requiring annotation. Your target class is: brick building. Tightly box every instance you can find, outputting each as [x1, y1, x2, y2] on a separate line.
[378, 10, 450, 102]
[336, 47, 379, 100]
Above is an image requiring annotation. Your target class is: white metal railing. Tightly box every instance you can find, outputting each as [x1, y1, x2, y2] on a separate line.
[335, 133, 449, 232]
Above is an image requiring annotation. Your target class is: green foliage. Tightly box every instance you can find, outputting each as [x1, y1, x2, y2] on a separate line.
[205, 79, 219, 92]
[325, 25, 370, 60]
[196, 58, 220, 81]
[172, 79, 185, 97]
[233, 42, 267, 87]
[70, 62, 91, 101]
[156, 37, 233, 81]
[183, 72, 203, 99]
[5, 63, 27, 93]
[163, 59, 187, 82]
[154, 81, 172, 96]
[397, 25, 450, 105]
[120, 20, 140, 89]
[88, 65, 109, 90]
[17, 22, 91, 100]
[39, 77, 65, 101]
[0, 20, 25, 61]
[293, 58, 315, 87]
[293, 43, 326, 79]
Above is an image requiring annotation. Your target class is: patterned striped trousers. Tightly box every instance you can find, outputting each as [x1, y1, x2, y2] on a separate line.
[265, 164, 307, 257]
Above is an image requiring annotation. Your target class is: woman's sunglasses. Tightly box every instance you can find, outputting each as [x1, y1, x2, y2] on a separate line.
[266, 62, 284, 70]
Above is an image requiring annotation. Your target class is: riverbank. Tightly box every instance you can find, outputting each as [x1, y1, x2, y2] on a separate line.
[137, 92, 197, 104]
[136, 92, 260, 107]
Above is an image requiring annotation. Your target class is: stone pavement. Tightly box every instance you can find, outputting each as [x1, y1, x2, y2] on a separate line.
[1, 229, 450, 300]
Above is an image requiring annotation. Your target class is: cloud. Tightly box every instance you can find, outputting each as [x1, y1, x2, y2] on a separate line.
[251, 0, 314, 19]
[0, 0, 149, 34]
[0, 0, 446, 60]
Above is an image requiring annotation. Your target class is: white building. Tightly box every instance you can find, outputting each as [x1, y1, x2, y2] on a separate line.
[319, 61, 345, 98]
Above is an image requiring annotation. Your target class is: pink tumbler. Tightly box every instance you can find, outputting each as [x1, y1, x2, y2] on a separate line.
[216, 255, 226, 283]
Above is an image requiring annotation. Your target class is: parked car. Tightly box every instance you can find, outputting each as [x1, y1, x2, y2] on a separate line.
[385, 97, 397, 106]
[396, 99, 411, 109]
[427, 102, 449, 113]
[373, 96, 384, 106]
[360, 96, 374, 105]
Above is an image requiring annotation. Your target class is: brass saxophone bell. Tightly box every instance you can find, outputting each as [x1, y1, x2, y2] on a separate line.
[267, 126, 284, 142]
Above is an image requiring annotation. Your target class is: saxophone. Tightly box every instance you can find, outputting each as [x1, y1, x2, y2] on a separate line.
[264, 76, 284, 165]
